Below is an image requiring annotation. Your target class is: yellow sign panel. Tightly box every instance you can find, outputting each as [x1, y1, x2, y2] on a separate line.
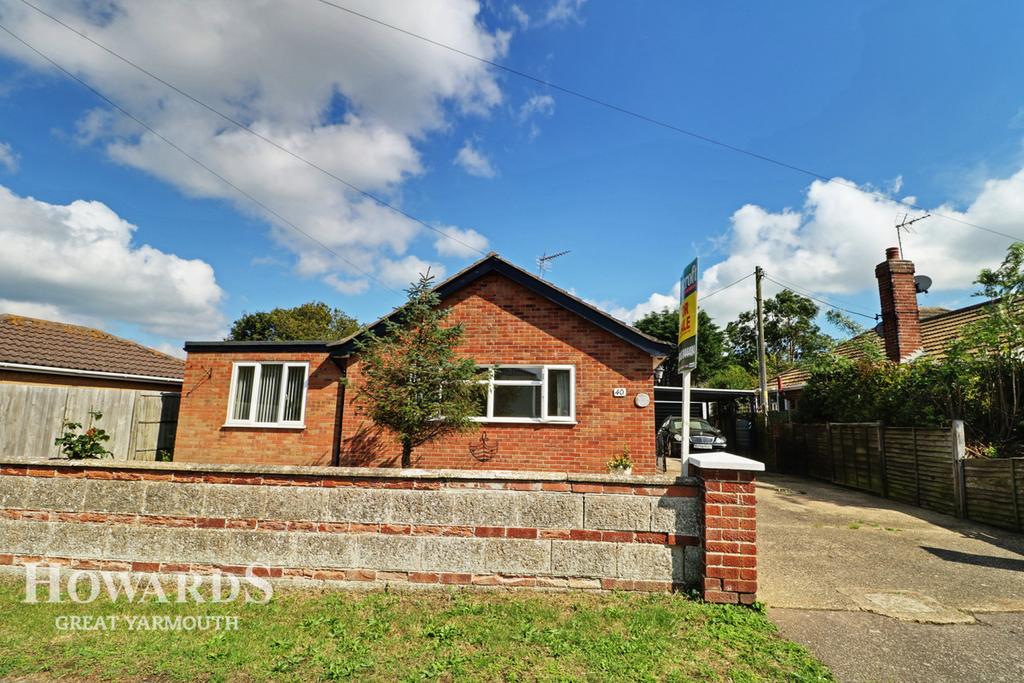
[678, 259, 698, 368]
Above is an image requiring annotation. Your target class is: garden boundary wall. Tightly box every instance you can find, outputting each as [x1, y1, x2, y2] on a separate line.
[0, 459, 760, 603]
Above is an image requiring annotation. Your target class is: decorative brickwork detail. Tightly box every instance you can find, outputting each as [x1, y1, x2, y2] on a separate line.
[694, 466, 758, 605]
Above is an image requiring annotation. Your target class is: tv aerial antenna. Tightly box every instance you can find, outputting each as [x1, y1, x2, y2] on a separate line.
[537, 250, 570, 279]
[894, 213, 930, 258]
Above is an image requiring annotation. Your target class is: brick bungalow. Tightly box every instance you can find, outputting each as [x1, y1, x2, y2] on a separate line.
[174, 254, 673, 473]
[770, 246, 1011, 409]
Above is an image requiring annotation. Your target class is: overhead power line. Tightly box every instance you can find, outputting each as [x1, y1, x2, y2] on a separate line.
[701, 272, 753, 301]
[0, 20, 398, 293]
[15, 0, 488, 259]
[310, 0, 1024, 244]
[764, 275, 876, 321]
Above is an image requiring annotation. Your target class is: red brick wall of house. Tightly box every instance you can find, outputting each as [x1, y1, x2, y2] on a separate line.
[173, 351, 342, 466]
[174, 273, 661, 473]
[339, 273, 661, 474]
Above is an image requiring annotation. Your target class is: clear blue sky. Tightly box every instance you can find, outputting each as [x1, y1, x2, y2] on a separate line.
[1, 0, 1022, 354]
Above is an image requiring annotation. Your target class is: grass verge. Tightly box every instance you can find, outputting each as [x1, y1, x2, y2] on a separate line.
[0, 576, 831, 681]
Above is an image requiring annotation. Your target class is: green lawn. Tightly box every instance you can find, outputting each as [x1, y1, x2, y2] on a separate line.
[0, 577, 830, 681]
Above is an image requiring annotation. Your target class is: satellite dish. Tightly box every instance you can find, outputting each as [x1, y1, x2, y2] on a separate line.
[915, 275, 932, 294]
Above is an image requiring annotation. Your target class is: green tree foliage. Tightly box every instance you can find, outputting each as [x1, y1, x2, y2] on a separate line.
[726, 290, 832, 376]
[634, 308, 741, 386]
[228, 301, 359, 341]
[702, 364, 758, 390]
[798, 243, 1024, 455]
[354, 273, 482, 467]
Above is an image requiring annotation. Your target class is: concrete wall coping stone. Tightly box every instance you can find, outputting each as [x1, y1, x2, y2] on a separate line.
[1, 458, 697, 487]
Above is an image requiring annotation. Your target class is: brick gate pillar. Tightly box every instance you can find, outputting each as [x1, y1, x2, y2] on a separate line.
[690, 453, 765, 605]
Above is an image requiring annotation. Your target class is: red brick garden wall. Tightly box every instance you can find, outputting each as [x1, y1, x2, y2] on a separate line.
[339, 273, 661, 473]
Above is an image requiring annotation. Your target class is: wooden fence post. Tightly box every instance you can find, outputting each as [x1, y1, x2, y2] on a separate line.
[951, 420, 967, 518]
[1009, 459, 1021, 532]
[912, 428, 921, 507]
[877, 422, 888, 499]
[826, 422, 835, 484]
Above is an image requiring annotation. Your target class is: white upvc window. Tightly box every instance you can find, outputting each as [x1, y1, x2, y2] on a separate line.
[225, 362, 309, 428]
[472, 365, 575, 424]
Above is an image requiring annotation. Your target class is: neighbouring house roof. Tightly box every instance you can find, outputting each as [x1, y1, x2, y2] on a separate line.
[770, 298, 1002, 393]
[327, 253, 674, 358]
[0, 314, 185, 382]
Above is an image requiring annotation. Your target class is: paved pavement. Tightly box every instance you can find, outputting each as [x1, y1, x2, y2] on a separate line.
[757, 473, 1024, 682]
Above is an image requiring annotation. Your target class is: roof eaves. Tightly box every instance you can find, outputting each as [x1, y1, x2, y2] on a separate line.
[184, 341, 331, 353]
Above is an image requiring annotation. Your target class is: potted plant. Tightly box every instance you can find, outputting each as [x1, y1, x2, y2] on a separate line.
[607, 446, 633, 476]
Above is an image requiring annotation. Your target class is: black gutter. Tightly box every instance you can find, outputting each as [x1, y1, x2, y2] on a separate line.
[183, 341, 331, 353]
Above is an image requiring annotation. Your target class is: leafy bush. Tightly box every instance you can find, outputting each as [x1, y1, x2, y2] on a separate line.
[796, 243, 1024, 456]
[54, 411, 112, 459]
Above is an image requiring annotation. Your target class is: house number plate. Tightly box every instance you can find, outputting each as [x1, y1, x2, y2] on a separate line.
[612, 388, 627, 397]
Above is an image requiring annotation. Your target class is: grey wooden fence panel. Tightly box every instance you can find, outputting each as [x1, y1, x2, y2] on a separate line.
[62, 387, 138, 459]
[130, 393, 179, 460]
[0, 383, 178, 461]
[0, 384, 67, 459]
[963, 458, 1023, 532]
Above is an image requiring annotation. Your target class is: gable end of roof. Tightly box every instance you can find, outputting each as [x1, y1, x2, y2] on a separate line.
[328, 254, 674, 358]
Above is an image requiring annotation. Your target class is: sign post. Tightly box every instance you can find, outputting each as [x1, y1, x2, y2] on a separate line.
[678, 259, 699, 476]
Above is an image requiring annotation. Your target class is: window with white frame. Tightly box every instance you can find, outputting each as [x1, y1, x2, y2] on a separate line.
[471, 365, 575, 423]
[226, 362, 309, 427]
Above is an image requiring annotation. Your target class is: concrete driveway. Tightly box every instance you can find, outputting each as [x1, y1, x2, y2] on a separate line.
[758, 473, 1024, 682]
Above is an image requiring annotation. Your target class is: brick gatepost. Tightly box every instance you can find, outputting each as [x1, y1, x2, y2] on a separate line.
[692, 457, 762, 605]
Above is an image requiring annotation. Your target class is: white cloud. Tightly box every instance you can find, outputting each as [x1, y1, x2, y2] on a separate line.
[433, 225, 489, 258]
[323, 273, 370, 295]
[518, 94, 555, 122]
[596, 282, 682, 324]
[0, 142, 18, 172]
[0, 184, 225, 339]
[612, 170, 1024, 324]
[0, 0, 505, 286]
[155, 342, 186, 359]
[510, 5, 530, 29]
[543, 0, 587, 25]
[379, 255, 446, 288]
[454, 140, 497, 178]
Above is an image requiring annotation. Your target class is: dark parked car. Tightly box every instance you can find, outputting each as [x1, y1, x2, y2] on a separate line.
[656, 416, 728, 459]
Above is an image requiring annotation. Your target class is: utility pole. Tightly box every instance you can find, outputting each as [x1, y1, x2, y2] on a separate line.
[755, 266, 769, 415]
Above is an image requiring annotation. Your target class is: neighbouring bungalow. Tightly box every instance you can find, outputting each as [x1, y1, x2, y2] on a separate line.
[770, 246, 1005, 410]
[0, 314, 184, 459]
[174, 254, 673, 473]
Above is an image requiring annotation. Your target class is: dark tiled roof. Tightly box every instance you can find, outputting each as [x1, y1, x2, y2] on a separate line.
[0, 314, 184, 381]
[771, 298, 1007, 391]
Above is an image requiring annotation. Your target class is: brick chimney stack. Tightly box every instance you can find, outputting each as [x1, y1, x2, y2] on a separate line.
[875, 246, 923, 363]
